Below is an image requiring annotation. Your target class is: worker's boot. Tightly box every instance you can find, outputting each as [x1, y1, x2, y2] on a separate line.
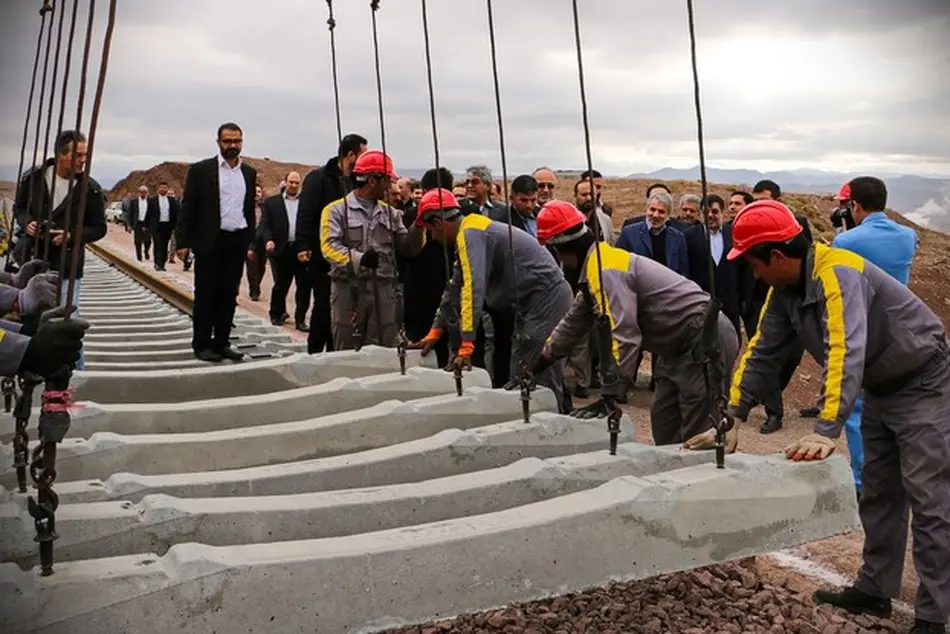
[814, 586, 891, 618]
[760, 414, 783, 434]
[799, 406, 820, 418]
[909, 619, 946, 634]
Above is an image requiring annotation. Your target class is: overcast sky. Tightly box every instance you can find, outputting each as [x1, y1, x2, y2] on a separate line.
[1, 0, 948, 182]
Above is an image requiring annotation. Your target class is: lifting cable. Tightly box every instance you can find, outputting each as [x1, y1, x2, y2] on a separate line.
[419, 0, 464, 396]
[35, 0, 69, 262]
[368, 0, 409, 374]
[25, 1, 56, 261]
[569, 0, 623, 454]
[325, 1, 364, 352]
[684, 0, 732, 469]
[485, 0, 532, 423]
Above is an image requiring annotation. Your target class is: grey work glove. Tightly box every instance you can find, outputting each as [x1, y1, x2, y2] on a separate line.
[19, 316, 90, 377]
[9, 259, 50, 289]
[18, 272, 60, 315]
[20, 305, 78, 337]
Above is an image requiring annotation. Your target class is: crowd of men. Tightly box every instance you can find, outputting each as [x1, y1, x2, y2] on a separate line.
[0, 121, 946, 633]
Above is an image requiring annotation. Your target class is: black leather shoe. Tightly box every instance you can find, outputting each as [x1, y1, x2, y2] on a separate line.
[760, 414, 783, 434]
[295, 322, 309, 332]
[814, 586, 892, 618]
[215, 347, 245, 362]
[194, 349, 223, 363]
[910, 619, 946, 634]
[270, 317, 286, 326]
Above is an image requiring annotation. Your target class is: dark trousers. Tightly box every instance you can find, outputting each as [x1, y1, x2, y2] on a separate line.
[133, 222, 151, 260]
[152, 222, 173, 266]
[269, 247, 311, 323]
[192, 230, 249, 352]
[306, 262, 334, 354]
[744, 300, 804, 418]
[246, 245, 267, 298]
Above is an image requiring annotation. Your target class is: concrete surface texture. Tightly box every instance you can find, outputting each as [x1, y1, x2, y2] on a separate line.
[0, 255, 862, 634]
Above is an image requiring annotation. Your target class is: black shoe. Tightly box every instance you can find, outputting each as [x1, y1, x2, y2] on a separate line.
[215, 347, 245, 362]
[295, 322, 309, 332]
[800, 406, 820, 418]
[910, 619, 946, 634]
[270, 317, 286, 326]
[814, 586, 892, 619]
[195, 349, 223, 363]
[760, 414, 783, 434]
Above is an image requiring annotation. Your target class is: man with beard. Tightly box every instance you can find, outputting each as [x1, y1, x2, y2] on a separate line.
[574, 179, 613, 245]
[175, 122, 257, 363]
[295, 133, 368, 353]
[259, 171, 310, 330]
[532, 167, 558, 206]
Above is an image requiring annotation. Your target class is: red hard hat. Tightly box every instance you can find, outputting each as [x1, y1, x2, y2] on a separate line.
[418, 188, 460, 220]
[537, 200, 588, 246]
[727, 199, 803, 261]
[352, 149, 398, 179]
[834, 183, 851, 201]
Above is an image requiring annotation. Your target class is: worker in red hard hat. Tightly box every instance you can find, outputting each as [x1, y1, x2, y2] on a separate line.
[319, 149, 424, 350]
[408, 189, 574, 413]
[532, 201, 739, 447]
[726, 199, 950, 632]
[829, 182, 856, 233]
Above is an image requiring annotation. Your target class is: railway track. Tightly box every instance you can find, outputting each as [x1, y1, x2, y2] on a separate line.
[0, 250, 861, 633]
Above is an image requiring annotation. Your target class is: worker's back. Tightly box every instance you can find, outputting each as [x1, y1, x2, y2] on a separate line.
[832, 211, 916, 285]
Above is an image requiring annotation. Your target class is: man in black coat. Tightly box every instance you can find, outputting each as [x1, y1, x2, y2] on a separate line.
[294, 133, 368, 354]
[146, 180, 180, 271]
[258, 171, 310, 329]
[175, 122, 257, 363]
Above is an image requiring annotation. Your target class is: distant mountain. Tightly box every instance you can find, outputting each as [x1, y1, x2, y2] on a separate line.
[630, 166, 950, 231]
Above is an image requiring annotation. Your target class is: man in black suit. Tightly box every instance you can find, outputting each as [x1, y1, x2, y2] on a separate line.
[259, 170, 310, 330]
[295, 133, 368, 354]
[175, 122, 257, 363]
[684, 194, 742, 340]
[146, 180, 179, 271]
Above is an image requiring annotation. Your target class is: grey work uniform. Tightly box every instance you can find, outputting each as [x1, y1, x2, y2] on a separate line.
[730, 243, 949, 625]
[319, 192, 422, 350]
[545, 242, 739, 445]
[435, 213, 573, 410]
[0, 321, 30, 377]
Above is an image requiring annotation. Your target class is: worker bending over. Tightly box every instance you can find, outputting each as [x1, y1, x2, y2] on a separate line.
[409, 189, 574, 413]
[319, 150, 424, 350]
[534, 201, 739, 446]
[726, 199, 948, 634]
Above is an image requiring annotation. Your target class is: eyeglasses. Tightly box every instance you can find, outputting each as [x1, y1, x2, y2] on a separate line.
[537, 183, 556, 190]
[219, 138, 243, 145]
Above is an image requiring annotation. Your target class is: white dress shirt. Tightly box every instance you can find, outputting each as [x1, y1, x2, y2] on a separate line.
[158, 195, 170, 223]
[136, 197, 148, 222]
[709, 228, 724, 265]
[284, 195, 299, 243]
[218, 154, 247, 232]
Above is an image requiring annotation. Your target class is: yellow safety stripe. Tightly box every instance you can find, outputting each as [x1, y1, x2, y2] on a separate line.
[818, 270, 847, 420]
[584, 243, 630, 364]
[456, 214, 491, 333]
[0, 329, 6, 343]
[729, 286, 774, 407]
[319, 197, 350, 265]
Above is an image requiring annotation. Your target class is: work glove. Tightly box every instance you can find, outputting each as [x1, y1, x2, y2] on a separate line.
[683, 424, 739, 453]
[18, 316, 90, 377]
[571, 396, 618, 420]
[18, 272, 60, 315]
[530, 353, 555, 378]
[784, 433, 836, 461]
[449, 340, 474, 372]
[407, 328, 442, 357]
[0, 259, 49, 289]
[360, 248, 380, 270]
[19, 305, 78, 337]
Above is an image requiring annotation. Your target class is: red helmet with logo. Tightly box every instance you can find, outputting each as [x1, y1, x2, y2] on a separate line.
[537, 200, 589, 246]
[418, 188, 461, 221]
[834, 183, 851, 201]
[727, 199, 803, 261]
[352, 149, 398, 179]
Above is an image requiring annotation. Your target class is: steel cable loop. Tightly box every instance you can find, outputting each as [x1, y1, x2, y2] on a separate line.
[37, 0, 70, 261]
[56, 0, 95, 302]
[26, 1, 57, 261]
[420, 0, 463, 394]
[9, 4, 50, 249]
[369, 0, 409, 372]
[325, 0, 343, 144]
[485, 0, 532, 420]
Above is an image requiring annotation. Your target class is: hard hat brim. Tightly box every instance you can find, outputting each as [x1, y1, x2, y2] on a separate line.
[726, 246, 746, 261]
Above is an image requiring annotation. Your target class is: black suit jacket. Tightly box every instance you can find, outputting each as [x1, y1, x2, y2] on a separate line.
[684, 223, 742, 331]
[145, 195, 180, 232]
[295, 156, 350, 271]
[176, 156, 257, 255]
[621, 215, 692, 233]
[257, 194, 297, 256]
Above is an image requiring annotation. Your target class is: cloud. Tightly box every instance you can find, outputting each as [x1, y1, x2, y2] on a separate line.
[1, 0, 948, 182]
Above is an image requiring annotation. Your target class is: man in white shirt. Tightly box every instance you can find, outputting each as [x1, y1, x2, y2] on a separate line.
[258, 171, 310, 329]
[146, 180, 179, 271]
[132, 185, 151, 261]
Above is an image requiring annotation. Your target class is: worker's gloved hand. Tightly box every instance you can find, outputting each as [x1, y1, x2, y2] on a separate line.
[529, 353, 554, 378]
[784, 433, 836, 461]
[18, 317, 90, 377]
[683, 424, 739, 453]
[17, 272, 60, 315]
[503, 373, 537, 392]
[19, 304, 78, 337]
[408, 328, 442, 357]
[571, 397, 616, 420]
[450, 340, 474, 372]
[359, 249, 380, 270]
[1, 259, 49, 288]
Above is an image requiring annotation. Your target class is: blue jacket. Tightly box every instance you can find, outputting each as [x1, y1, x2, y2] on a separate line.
[615, 220, 689, 278]
[832, 212, 916, 285]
